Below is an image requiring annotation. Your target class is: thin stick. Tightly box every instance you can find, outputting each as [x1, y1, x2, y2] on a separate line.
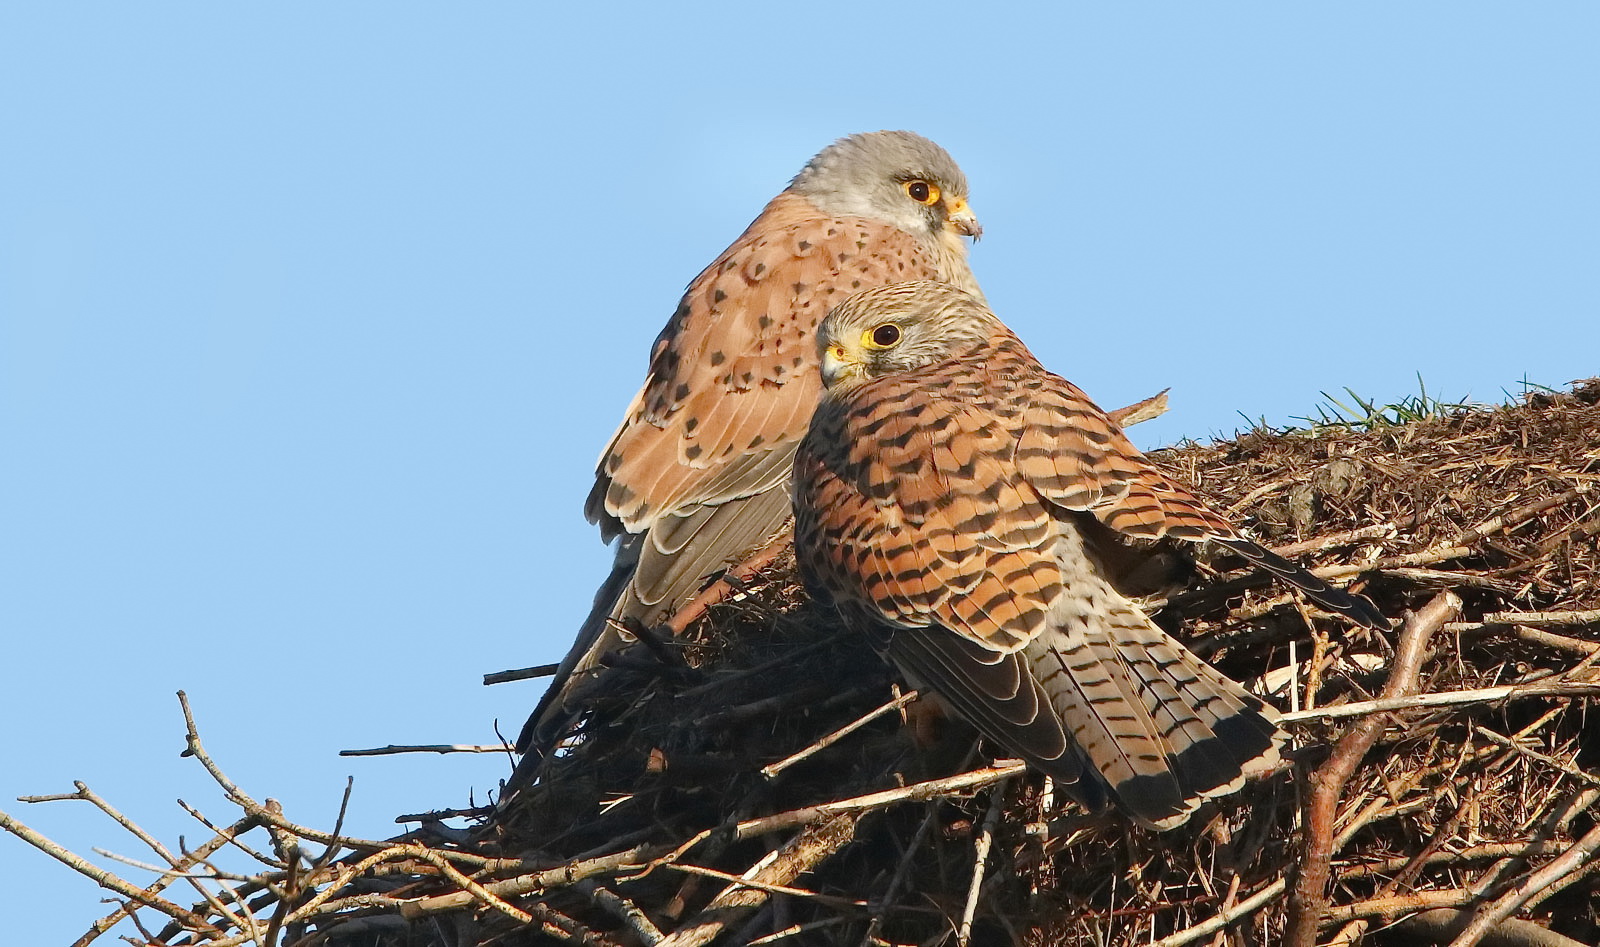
[401, 841, 677, 916]
[340, 743, 512, 757]
[176, 798, 282, 868]
[1453, 484, 1591, 547]
[483, 662, 561, 685]
[1281, 679, 1600, 724]
[312, 776, 354, 873]
[406, 761, 1027, 919]
[0, 808, 225, 937]
[579, 880, 666, 945]
[749, 917, 851, 945]
[656, 816, 859, 947]
[761, 690, 920, 779]
[650, 862, 863, 907]
[176, 691, 394, 851]
[71, 814, 257, 947]
[1447, 608, 1600, 630]
[51, 781, 252, 934]
[1267, 523, 1402, 559]
[957, 778, 1009, 947]
[1149, 879, 1288, 947]
[1339, 840, 1570, 880]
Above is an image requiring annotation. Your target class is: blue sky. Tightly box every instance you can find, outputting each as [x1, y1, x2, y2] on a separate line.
[3, 3, 1596, 940]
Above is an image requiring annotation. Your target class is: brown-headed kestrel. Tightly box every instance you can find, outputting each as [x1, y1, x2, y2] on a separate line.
[517, 133, 984, 761]
[792, 281, 1386, 829]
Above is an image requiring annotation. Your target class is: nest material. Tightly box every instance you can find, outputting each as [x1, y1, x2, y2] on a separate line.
[15, 380, 1600, 947]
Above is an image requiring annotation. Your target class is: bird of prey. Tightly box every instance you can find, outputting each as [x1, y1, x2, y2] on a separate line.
[517, 133, 984, 762]
[792, 281, 1386, 829]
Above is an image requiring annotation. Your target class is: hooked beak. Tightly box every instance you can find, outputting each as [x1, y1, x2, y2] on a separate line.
[820, 343, 852, 388]
[945, 197, 982, 241]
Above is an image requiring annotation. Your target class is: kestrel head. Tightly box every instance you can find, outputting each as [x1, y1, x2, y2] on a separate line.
[816, 281, 999, 390]
[789, 131, 982, 244]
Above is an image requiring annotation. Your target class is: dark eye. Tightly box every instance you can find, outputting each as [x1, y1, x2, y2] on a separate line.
[872, 324, 901, 347]
[903, 180, 940, 205]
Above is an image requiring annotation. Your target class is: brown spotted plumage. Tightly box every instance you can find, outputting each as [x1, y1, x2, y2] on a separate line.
[516, 133, 984, 764]
[793, 282, 1385, 829]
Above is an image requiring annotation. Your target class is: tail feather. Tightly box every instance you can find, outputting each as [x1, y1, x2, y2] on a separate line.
[1037, 604, 1283, 829]
[882, 594, 1284, 830]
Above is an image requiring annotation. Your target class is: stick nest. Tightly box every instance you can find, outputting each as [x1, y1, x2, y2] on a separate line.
[16, 379, 1600, 947]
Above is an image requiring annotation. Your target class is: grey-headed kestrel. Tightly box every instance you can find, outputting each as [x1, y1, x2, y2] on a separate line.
[792, 281, 1386, 830]
[516, 133, 984, 762]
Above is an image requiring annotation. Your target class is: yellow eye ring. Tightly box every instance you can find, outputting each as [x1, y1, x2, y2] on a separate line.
[862, 323, 902, 349]
[903, 180, 940, 206]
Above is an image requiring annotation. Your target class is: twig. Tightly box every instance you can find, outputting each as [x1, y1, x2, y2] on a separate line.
[0, 807, 226, 937]
[176, 691, 394, 851]
[45, 781, 254, 936]
[409, 846, 533, 926]
[483, 662, 560, 685]
[1321, 889, 1481, 924]
[311, 776, 353, 873]
[861, 805, 940, 946]
[1285, 590, 1460, 947]
[176, 798, 283, 868]
[88, 848, 254, 881]
[340, 743, 512, 757]
[1453, 484, 1592, 547]
[649, 862, 863, 907]
[761, 690, 920, 779]
[663, 762, 1028, 867]
[1447, 609, 1600, 630]
[655, 816, 859, 947]
[71, 813, 258, 947]
[1281, 679, 1600, 724]
[1149, 878, 1288, 947]
[1267, 523, 1404, 559]
[749, 917, 851, 945]
[957, 778, 1009, 947]
[392, 804, 493, 824]
[401, 841, 675, 916]
[578, 880, 666, 945]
